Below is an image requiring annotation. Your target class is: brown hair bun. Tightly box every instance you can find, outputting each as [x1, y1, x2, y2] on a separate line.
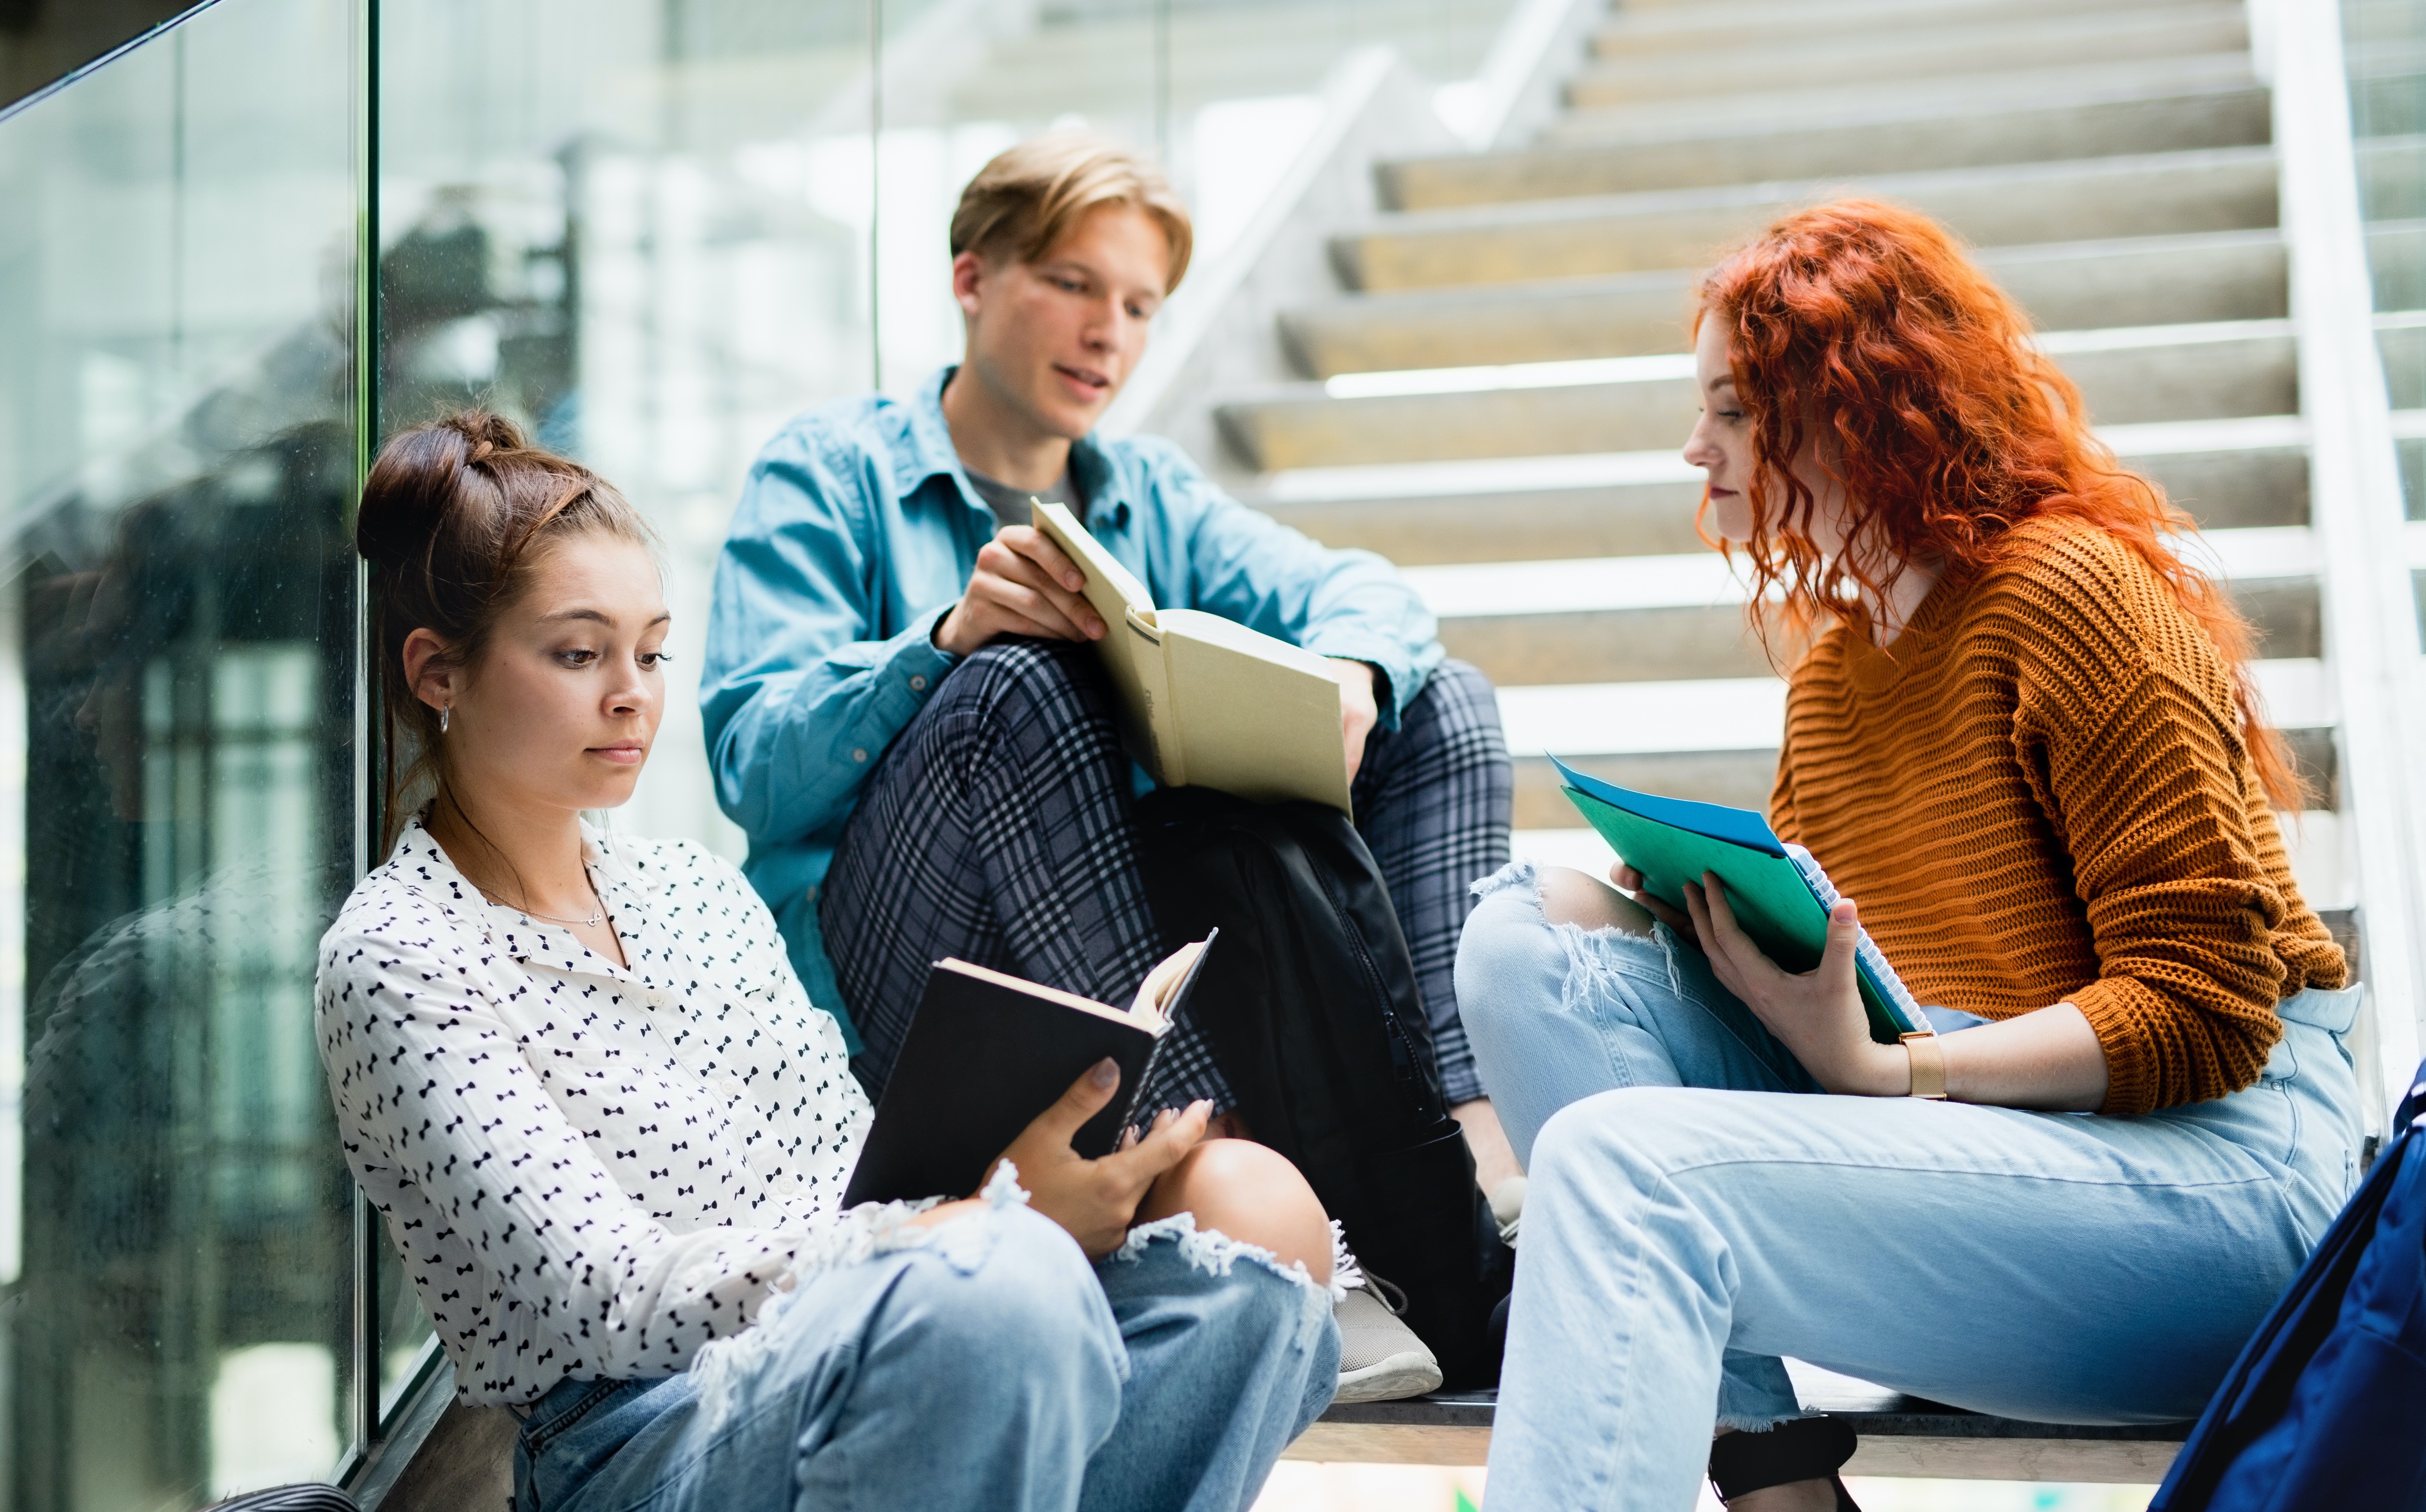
[356, 410, 652, 845]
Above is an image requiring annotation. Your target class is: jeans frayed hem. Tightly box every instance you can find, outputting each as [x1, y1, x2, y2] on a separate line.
[1471, 856, 1539, 902]
[1111, 1210, 1344, 1304]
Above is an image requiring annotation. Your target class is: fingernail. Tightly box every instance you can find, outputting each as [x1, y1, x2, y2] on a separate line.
[1065, 573, 1083, 590]
[1090, 1057, 1117, 1088]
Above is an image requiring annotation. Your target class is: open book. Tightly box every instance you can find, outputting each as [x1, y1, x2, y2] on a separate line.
[1031, 500, 1352, 814]
[1553, 757, 1930, 1044]
[841, 933, 1217, 1206]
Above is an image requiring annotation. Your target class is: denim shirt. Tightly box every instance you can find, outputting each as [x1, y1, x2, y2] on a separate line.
[702, 366, 1444, 1039]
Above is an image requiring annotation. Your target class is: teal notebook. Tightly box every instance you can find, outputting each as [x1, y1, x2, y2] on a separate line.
[1552, 756, 1929, 1044]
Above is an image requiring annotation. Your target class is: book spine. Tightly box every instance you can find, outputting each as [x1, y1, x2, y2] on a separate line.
[1113, 1032, 1176, 1139]
[1784, 844, 1926, 1035]
[1143, 613, 1185, 787]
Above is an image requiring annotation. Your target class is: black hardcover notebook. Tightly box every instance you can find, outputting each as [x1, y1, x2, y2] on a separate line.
[841, 932, 1216, 1207]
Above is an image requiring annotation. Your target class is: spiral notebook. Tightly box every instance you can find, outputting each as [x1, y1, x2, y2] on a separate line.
[1552, 756, 1929, 1043]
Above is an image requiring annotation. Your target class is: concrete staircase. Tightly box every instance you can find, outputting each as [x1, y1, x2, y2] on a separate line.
[1174, 0, 2426, 1479]
[1214, 0, 2398, 948]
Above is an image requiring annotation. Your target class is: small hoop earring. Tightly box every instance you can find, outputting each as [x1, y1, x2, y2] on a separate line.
[439, 706, 450, 734]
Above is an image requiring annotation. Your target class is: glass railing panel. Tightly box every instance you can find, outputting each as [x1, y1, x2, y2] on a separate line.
[2344, 4, 2426, 539]
[0, 0, 363, 1505]
[376, 0, 877, 859]
[375, 1221, 437, 1423]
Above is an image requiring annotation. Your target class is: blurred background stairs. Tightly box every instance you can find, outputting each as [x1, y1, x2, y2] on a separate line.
[1173, 0, 2426, 1475]
[1179, 0, 2410, 994]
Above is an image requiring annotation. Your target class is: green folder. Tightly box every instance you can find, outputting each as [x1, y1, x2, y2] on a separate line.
[1552, 756, 1927, 1044]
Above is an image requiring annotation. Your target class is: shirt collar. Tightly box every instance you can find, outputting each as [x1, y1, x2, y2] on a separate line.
[388, 812, 642, 982]
[903, 365, 1133, 534]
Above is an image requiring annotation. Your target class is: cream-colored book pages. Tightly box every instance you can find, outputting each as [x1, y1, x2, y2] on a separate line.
[1157, 609, 1351, 814]
[1032, 500, 1152, 624]
[1126, 938, 1205, 1031]
[1031, 500, 1184, 784]
[933, 957, 1168, 1035]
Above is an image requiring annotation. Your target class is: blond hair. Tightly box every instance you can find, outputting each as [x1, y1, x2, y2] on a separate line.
[949, 131, 1194, 292]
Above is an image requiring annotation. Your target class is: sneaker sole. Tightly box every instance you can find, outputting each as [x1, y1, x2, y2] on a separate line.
[1333, 1350, 1444, 1403]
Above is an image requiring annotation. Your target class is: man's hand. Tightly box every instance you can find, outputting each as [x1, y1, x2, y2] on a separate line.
[1327, 658, 1380, 784]
[989, 1058, 1213, 1257]
[1682, 872, 1907, 1097]
[934, 526, 1107, 656]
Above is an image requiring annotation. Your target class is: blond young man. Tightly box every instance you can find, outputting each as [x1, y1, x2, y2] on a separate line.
[702, 134, 1517, 1399]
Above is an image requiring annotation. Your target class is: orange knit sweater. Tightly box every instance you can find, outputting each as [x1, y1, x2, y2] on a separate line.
[1772, 518, 2348, 1116]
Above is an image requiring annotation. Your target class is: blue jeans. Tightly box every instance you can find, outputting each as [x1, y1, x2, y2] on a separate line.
[1453, 863, 2364, 1512]
[510, 1203, 1339, 1512]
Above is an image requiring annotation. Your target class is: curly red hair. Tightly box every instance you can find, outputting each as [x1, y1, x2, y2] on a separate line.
[1695, 198, 2302, 808]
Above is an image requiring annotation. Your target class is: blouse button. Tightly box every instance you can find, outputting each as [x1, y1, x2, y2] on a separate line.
[909, 675, 926, 691]
[774, 1175, 800, 1196]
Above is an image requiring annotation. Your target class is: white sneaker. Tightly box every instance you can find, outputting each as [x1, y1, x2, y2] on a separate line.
[1332, 1274, 1442, 1402]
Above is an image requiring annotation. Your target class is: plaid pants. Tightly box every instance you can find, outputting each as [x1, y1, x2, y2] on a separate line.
[822, 639, 1511, 1112]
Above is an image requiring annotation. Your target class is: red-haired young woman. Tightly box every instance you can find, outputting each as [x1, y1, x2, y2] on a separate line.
[1452, 201, 2358, 1512]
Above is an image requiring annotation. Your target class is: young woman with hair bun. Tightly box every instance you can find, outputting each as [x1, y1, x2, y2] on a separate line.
[317, 412, 1340, 1512]
[1454, 201, 2360, 1511]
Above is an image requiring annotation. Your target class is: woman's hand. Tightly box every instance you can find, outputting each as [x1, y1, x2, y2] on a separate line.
[988, 1058, 1213, 1257]
[1683, 872, 1909, 1097]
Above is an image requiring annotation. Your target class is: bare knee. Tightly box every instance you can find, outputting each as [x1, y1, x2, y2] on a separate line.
[1136, 1139, 1333, 1287]
[1537, 865, 1656, 935]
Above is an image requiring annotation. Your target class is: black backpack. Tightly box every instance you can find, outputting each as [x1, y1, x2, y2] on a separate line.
[1135, 786, 1512, 1387]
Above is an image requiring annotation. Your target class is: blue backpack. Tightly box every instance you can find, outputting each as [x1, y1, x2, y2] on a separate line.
[2150, 1060, 2426, 1510]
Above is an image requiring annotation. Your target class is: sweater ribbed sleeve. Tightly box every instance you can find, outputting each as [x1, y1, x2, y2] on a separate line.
[1774, 521, 2346, 1116]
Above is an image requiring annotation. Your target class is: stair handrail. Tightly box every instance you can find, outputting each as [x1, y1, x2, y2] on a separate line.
[1459, 0, 1609, 151]
[1099, 45, 1459, 464]
[2265, 0, 2426, 1129]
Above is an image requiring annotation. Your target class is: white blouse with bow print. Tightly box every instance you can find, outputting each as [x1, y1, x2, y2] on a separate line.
[314, 816, 875, 1405]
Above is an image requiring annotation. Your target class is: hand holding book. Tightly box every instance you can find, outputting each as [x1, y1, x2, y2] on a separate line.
[1680, 873, 1920, 1098]
[987, 1061, 1215, 1257]
[899, 1060, 1214, 1255]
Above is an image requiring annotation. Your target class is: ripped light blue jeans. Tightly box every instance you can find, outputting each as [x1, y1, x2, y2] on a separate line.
[1454, 862, 2364, 1512]
[509, 1200, 1339, 1512]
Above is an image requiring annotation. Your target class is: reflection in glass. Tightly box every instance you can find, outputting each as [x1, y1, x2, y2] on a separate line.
[4, 0, 1538, 1500]
[0, 0, 361, 1505]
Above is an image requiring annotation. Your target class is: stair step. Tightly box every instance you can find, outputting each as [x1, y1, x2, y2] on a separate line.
[2378, 314, 2426, 408]
[1587, 0, 2216, 61]
[1513, 750, 1784, 821]
[1331, 147, 2280, 292]
[2360, 135, 2426, 221]
[1252, 417, 2316, 563]
[1258, 441, 2309, 565]
[1297, 1378, 2192, 1479]
[1405, 526, 2320, 618]
[2367, 219, 2426, 310]
[1220, 321, 2297, 471]
[1283, 229, 2287, 377]
[1577, 4, 2246, 106]
[1435, 576, 2320, 687]
[1388, 78, 2267, 211]
[1549, 52, 2259, 144]
[1495, 657, 2335, 758]
[1505, 725, 2344, 828]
